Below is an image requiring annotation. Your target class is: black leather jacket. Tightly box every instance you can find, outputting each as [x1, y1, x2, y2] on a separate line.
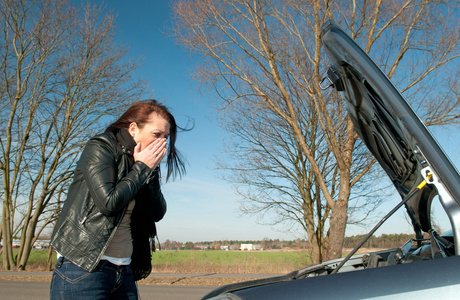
[50, 131, 166, 272]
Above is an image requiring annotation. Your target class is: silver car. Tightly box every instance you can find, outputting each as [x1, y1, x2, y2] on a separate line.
[201, 20, 460, 300]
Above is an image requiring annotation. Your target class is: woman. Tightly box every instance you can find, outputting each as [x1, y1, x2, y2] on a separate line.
[50, 100, 186, 299]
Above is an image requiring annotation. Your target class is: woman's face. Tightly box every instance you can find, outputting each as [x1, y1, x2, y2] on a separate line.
[129, 112, 170, 151]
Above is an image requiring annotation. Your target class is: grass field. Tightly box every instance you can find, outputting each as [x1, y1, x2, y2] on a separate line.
[151, 250, 311, 273]
[1, 249, 312, 274]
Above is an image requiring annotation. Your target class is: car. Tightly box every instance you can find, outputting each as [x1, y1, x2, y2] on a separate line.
[201, 20, 460, 300]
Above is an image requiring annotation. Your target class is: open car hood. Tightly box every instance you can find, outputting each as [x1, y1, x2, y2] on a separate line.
[321, 20, 460, 242]
[200, 21, 460, 300]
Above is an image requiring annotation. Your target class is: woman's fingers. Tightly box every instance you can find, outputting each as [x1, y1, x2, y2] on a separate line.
[134, 139, 168, 169]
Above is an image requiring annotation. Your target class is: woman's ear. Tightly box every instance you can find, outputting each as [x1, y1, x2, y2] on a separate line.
[128, 122, 138, 139]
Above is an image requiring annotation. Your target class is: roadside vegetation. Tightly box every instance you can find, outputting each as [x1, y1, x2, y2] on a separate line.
[1, 233, 418, 273]
[0, 249, 308, 273]
[151, 250, 309, 274]
[164, 233, 417, 252]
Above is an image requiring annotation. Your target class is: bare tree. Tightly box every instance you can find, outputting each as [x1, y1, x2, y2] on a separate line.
[0, 0, 145, 270]
[172, 0, 460, 263]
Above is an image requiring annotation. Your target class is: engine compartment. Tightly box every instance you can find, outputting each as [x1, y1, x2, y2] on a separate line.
[296, 230, 456, 280]
[365, 231, 455, 269]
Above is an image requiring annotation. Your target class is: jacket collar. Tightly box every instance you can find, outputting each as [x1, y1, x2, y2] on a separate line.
[116, 128, 136, 156]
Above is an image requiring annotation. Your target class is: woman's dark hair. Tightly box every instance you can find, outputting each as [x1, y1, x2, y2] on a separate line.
[106, 99, 188, 181]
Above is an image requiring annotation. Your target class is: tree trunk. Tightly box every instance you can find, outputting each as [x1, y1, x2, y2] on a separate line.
[17, 222, 37, 270]
[1, 197, 15, 270]
[305, 224, 322, 265]
[325, 184, 350, 260]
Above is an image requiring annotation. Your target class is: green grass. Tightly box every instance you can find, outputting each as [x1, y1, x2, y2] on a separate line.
[0, 249, 56, 271]
[27, 250, 54, 264]
[1, 249, 311, 273]
[0, 249, 50, 263]
[153, 250, 308, 266]
[151, 250, 311, 273]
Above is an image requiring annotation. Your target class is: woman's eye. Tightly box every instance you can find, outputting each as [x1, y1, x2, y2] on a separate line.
[153, 132, 168, 139]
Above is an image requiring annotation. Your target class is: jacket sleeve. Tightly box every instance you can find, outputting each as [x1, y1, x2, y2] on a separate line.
[78, 135, 153, 217]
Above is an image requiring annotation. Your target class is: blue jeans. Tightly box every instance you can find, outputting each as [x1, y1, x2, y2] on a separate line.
[50, 257, 138, 300]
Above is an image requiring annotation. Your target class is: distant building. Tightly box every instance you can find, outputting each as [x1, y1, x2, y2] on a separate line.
[33, 240, 50, 249]
[240, 244, 262, 251]
[194, 244, 207, 250]
[0, 239, 50, 249]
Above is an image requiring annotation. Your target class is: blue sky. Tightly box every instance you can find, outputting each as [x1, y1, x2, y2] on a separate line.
[90, 0, 460, 243]
[95, 0, 293, 243]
